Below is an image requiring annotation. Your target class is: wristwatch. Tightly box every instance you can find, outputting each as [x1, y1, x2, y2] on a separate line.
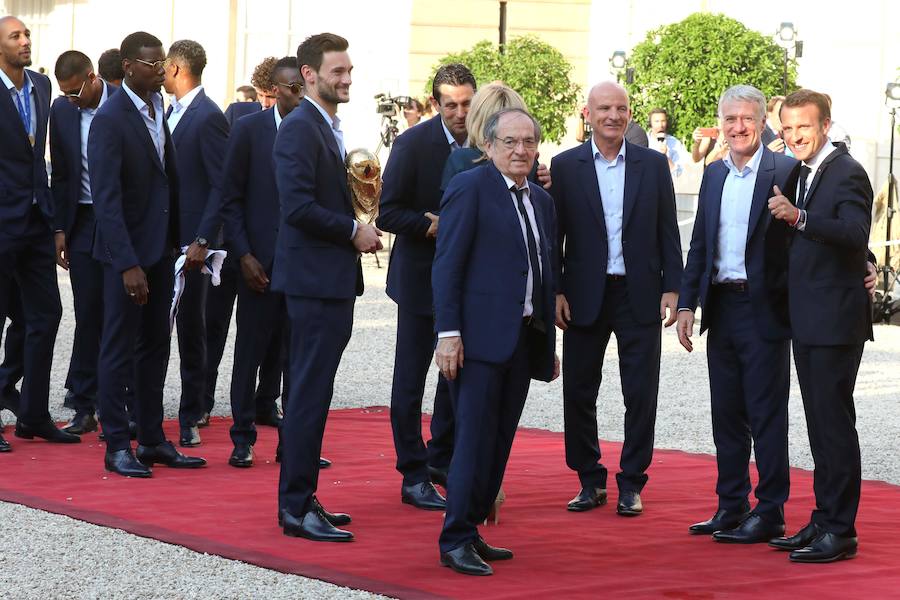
[194, 236, 209, 248]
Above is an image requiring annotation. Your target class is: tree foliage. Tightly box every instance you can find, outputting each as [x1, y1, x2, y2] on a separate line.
[427, 36, 581, 144]
[625, 13, 798, 144]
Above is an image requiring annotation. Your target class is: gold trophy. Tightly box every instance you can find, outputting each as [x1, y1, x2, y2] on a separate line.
[345, 148, 382, 223]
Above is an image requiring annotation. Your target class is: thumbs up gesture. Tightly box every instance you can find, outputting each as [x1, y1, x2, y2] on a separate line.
[768, 185, 799, 224]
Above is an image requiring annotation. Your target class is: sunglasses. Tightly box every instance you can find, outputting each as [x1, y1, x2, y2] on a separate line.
[134, 58, 171, 71]
[60, 79, 87, 99]
[276, 81, 304, 95]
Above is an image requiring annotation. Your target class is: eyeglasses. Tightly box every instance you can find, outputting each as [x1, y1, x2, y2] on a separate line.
[276, 81, 304, 95]
[496, 137, 538, 151]
[60, 79, 87, 99]
[134, 58, 171, 71]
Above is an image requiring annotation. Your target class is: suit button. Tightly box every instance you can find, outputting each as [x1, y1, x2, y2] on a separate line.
[521, 270, 527, 276]
[163, 209, 168, 213]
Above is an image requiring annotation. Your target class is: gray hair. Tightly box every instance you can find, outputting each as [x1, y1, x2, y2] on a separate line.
[483, 108, 542, 146]
[717, 85, 766, 120]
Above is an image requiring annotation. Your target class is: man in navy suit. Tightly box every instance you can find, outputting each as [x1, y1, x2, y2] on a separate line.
[551, 81, 682, 516]
[0, 16, 74, 451]
[274, 33, 383, 542]
[50, 50, 119, 436]
[162, 39, 229, 447]
[224, 99, 261, 127]
[433, 108, 558, 575]
[89, 31, 206, 477]
[677, 85, 799, 543]
[376, 64, 479, 510]
[767, 90, 874, 563]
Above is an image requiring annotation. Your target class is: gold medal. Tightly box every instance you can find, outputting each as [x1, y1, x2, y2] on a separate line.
[28, 134, 35, 147]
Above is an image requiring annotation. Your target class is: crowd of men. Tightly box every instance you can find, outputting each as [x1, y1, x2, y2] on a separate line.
[0, 14, 879, 576]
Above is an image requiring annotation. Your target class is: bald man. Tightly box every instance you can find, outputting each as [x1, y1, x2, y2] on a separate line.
[550, 82, 682, 516]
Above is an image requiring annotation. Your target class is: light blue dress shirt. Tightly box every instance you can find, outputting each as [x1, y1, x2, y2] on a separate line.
[713, 143, 764, 282]
[166, 84, 203, 133]
[1, 68, 38, 203]
[78, 80, 110, 204]
[305, 96, 346, 158]
[440, 117, 469, 150]
[648, 132, 687, 178]
[591, 137, 627, 275]
[121, 81, 165, 163]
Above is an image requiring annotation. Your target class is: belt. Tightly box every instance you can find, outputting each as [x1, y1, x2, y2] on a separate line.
[714, 280, 748, 292]
[606, 274, 626, 281]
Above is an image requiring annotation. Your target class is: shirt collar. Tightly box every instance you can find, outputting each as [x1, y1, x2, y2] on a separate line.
[305, 96, 340, 131]
[440, 118, 469, 148]
[273, 106, 283, 130]
[803, 139, 838, 174]
[0, 68, 32, 93]
[82, 79, 109, 115]
[169, 84, 203, 114]
[723, 142, 764, 176]
[499, 171, 529, 195]
[591, 136, 626, 165]
[121, 81, 163, 116]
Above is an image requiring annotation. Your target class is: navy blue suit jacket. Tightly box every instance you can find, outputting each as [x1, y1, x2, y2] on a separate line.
[169, 88, 229, 245]
[377, 115, 450, 316]
[88, 87, 180, 272]
[272, 98, 361, 298]
[224, 101, 261, 127]
[220, 107, 280, 270]
[49, 80, 117, 237]
[550, 140, 683, 327]
[432, 162, 557, 381]
[0, 69, 52, 239]
[679, 147, 799, 339]
[788, 144, 874, 346]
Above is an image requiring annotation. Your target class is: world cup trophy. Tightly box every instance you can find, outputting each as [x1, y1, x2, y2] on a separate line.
[345, 148, 382, 224]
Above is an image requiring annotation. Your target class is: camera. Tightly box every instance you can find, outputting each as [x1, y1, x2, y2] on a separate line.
[374, 93, 412, 117]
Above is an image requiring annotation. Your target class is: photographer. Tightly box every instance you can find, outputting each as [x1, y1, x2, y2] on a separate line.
[647, 108, 687, 177]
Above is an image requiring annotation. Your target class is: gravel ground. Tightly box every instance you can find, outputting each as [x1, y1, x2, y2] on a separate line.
[1, 252, 898, 598]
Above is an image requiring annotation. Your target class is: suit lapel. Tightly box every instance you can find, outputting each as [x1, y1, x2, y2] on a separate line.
[30, 70, 49, 152]
[171, 89, 205, 143]
[803, 144, 844, 211]
[622, 143, 642, 230]
[0, 75, 33, 153]
[746, 148, 775, 242]
[576, 141, 608, 238]
[120, 94, 165, 173]
[489, 164, 527, 261]
[705, 163, 727, 247]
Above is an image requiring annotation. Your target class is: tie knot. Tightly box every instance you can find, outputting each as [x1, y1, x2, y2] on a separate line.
[800, 165, 812, 177]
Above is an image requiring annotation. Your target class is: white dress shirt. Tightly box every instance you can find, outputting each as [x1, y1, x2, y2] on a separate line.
[794, 141, 837, 232]
[166, 84, 203, 133]
[1, 68, 38, 203]
[591, 137, 627, 275]
[121, 81, 165, 163]
[440, 118, 469, 150]
[713, 143, 764, 282]
[78, 80, 110, 204]
[274, 104, 284, 130]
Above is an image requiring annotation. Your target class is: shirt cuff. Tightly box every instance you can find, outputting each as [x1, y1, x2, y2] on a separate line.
[437, 330, 461, 339]
[350, 221, 358, 240]
[793, 209, 807, 231]
[677, 308, 693, 312]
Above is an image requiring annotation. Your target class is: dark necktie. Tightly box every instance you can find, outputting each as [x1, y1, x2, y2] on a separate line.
[511, 185, 544, 325]
[797, 165, 812, 209]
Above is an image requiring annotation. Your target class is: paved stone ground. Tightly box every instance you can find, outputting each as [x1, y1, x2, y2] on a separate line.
[1, 254, 898, 598]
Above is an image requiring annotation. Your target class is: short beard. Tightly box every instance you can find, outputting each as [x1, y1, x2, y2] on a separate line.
[317, 82, 347, 105]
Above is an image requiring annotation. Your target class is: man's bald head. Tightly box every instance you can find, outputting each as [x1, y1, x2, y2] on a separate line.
[0, 16, 32, 70]
[587, 81, 629, 107]
[586, 81, 631, 149]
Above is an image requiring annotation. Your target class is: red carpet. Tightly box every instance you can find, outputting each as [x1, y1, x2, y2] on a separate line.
[2, 408, 899, 599]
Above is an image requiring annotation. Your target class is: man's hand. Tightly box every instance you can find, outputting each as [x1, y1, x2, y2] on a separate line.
[555, 293, 571, 330]
[660, 291, 678, 327]
[54, 231, 69, 270]
[184, 241, 207, 270]
[353, 222, 384, 254]
[122, 265, 149, 305]
[552, 353, 561, 381]
[240, 253, 269, 293]
[767, 138, 786, 153]
[435, 336, 464, 381]
[424, 212, 439, 239]
[692, 127, 704, 144]
[768, 185, 799, 224]
[676, 310, 694, 352]
[656, 140, 669, 156]
[535, 153, 552, 189]
[865, 261, 878, 301]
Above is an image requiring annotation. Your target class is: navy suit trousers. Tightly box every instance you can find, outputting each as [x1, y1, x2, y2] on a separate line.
[278, 295, 354, 515]
[98, 257, 173, 452]
[562, 279, 660, 493]
[390, 306, 454, 485]
[176, 269, 208, 427]
[0, 282, 24, 410]
[706, 288, 790, 522]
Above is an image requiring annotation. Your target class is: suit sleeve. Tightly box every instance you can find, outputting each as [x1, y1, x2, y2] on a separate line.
[88, 112, 139, 272]
[657, 158, 684, 292]
[195, 109, 230, 242]
[48, 101, 69, 233]
[274, 116, 355, 244]
[802, 165, 873, 250]
[549, 156, 566, 295]
[678, 172, 709, 311]
[432, 175, 478, 334]
[220, 120, 252, 260]
[376, 131, 432, 236]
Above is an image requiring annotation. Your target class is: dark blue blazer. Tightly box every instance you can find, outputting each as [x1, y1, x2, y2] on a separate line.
[271, 98, 361, 298]
[169, 88, 229, 245]
[679, 147, 799, 339]
[377, 115, 450, 316]
[0, 69, 52, 238]
[88, 87, 180, 272]
[788, 144, 874, 346]
[49, 80, 117, 237]
[432, 162, 557, 382]
[220, 107, 280, 270]
[550, 140, 683, 327]
[224, 101, 261, 127]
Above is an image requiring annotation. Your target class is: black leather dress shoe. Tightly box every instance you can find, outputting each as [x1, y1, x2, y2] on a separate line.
[229, 443, 254, 468]
[440, 544, 493, 576]
[282, 509, 354, 542]
[179, 426, 201, 447]
[428, 465, 449, 488]
[401, 481, 447, 511]
[473, 535, 513, 561]
[62, 413, 98, 435]
[15, 420, 81, 443]
[789, 532, 858, 563]
[617, 490, 643, 516]
[105, 448, 152, 478]
[319, 457, 332, 469]
[567, 487, 608, 512]
[769, 522, 820, 551]
[136, 441, 206, 468]
[313, 496, 351, 526]
[0, 431, 10, 452]
[256, 406, 283, 428]
[196, 412, 211, 428]
[712, 513, 785, 544]
[689, 505, 751, 535]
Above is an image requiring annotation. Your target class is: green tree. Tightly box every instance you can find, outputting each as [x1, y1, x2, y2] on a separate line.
[625, 13, 797, 144]
[427, 36, 581, 144]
